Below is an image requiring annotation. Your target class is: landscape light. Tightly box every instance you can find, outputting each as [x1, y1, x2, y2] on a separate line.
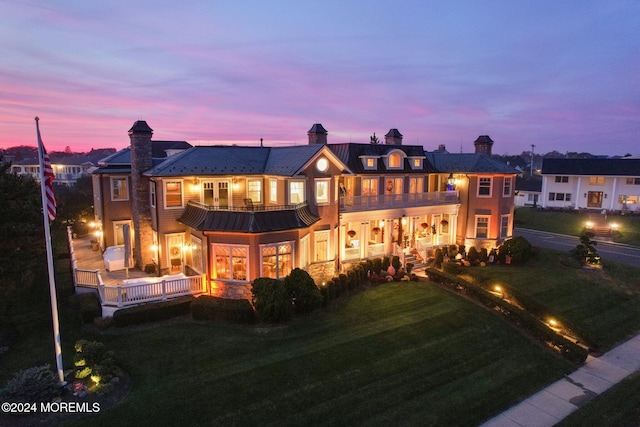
[610, 223, 619, 230]
[585, 221, 594, 228]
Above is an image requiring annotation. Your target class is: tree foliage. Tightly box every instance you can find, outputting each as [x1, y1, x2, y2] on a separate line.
[284, 268, 322, 314]
[251, 278, 292, 323]
[572, 231, 601, 265]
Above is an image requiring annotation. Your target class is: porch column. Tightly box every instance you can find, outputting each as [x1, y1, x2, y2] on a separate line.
[610, 178, 617, 210]
[575, 177, 581, 210]
[339, 223, 346, 263]
[384, 219, 393, 254]
[360, 222, 368, 259]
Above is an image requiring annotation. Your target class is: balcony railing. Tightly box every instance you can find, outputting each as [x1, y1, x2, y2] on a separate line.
[340, 191, 459, 212]
[188, 200, 303, 212]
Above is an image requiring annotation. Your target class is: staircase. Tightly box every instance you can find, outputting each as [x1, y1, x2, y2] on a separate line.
[405, 250, 428, 275]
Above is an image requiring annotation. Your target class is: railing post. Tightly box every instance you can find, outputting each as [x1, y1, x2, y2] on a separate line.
[162, 280, 167, 301]
[117, 286, 122, 308]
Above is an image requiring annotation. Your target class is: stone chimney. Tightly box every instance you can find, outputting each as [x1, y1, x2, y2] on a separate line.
[128, 120, 154, 270]
[474, 135, 494, 156]
[436, 144, 447, 152]
[385, 128, 403, 145]
[308, 123, 328, 144]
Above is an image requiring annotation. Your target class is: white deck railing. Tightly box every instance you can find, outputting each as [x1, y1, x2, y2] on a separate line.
[99, 274, 206, 307]
[340, 191, 459, 212]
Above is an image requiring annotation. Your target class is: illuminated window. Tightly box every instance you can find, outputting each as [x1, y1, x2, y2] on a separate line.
[362, 157, 377, 170]
[362, 178, 378, 197]
[411, 158, 422, 169]
[189, 236, 203, 274]
[389, 153, 401, 168]
[214, 245, 247, 280]
[261, 242, 293, 279]
[247, 179, 262, 203]
[269, 179, 277, 203]
[289, 181, 305, 204]
[475, 216, 489, 239]
[589, 176, 605, 185]
[409, 177, 423, 193]
[111, 177, 128, 201]
[165, 181, 183, 208]
[316, 179, 330, 204]
[626, 178, 640, 185]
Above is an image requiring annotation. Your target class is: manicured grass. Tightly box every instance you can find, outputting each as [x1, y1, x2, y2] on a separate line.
[54, 282, 575, 426]
[463, 250, 640, 351]
[558, 371, 640, 426]
[514, 207, 640, 246]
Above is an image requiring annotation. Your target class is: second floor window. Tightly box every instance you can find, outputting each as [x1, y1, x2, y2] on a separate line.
[362, 178, 378, 196]
[589, 176, 605, 185]
[478, 177, 492, 197]
[289, 181, 305, 204]
[247, 179, 262, 203]
[503, 177, 512, 197]
[165, 181, 183, 208]
[316, 179, 330, 204]
[150, 181, 156, 207]
[269, 179, 277, 203]
[555, 176, 569, 183]
[111, 177, 128, 201]
[389, 153, 401, 168]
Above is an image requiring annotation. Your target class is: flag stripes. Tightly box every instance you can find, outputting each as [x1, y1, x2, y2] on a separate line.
[36, 117, 57, 222]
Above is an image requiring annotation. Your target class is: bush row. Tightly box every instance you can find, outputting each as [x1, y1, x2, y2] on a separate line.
[70, 292, 102, 323]
[427, 268, 589, 364]
[192, 296, 255, 324]
[111, 296, 195, 327]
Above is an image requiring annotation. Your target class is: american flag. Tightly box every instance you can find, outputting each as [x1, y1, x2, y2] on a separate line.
[36, 117, 56, 222]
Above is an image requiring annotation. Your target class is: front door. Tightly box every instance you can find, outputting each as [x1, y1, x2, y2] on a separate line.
[203, 180, 230, 208]
[587, 191, 603, 208]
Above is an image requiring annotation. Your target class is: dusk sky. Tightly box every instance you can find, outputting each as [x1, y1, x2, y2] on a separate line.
[1, 1, 638, 155]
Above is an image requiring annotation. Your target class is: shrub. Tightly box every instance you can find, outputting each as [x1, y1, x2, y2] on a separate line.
[479, 247, 489, 263]
[327, 279, 337, 299]
[192, 296, 255, 324]
[0, 365, 60, 402]
[391, 256, 401, 271]
[571, 231, 601, 265]
[458, 245, 466, 258]
[405, 262, 414, 274]
[74, 340, 120, 384]
[382, 256, 390, 272]
[347, 270, 357, 290]
[372, 258, 383, 274]
[111, 296, 194, 327]
[251, 277, 292, 323]
[498, 236, 533, 264]
[365, 259, 374, 276]
[467, 247, 480, 265]
[435, 248, 444, 268]
[284, 268, 323, 314]
[442, 262, 463, 275]
[448, 245, 458, 258]
[70, 292, 102, 323]
[338, 274, 348, 293]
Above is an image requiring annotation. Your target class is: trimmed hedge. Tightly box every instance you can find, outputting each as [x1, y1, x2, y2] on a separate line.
[427, 268, 589, 364]
[111, 296, 195, 327]
[70, 292, 102, 323]
[251, 277, 292, 323]
[191, 296, 255, 324]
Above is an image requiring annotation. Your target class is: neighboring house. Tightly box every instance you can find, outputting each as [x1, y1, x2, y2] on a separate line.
[541, 158, 640, 212]
[91, 121, 516, 299]
[10, 149, 117, 186]
[515, 177, 542, 207]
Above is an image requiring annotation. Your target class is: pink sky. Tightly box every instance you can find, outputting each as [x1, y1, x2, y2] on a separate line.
[1, 1, 638, 155]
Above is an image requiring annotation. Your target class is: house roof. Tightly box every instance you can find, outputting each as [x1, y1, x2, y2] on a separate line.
[516, 177, 542, 192]
[541, 158, 640, 176]
[91, 141, 192, 174]
[425, 152, 516, 174]
[143, 144, 329, 177]
[327, 143, 437, 174]
[178, 202, 319, 232]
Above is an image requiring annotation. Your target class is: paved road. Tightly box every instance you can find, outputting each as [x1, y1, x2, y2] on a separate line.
[514, 228, 640, 267]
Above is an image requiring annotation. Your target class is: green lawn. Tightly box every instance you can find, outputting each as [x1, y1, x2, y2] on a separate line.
[463, 250, 640, 351]
[514, 207, 640, 246]
[24, 282, 572, 426]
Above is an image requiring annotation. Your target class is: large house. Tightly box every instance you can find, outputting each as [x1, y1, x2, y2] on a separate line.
[91, 121, 516, 299]
[541, 158, 640, 212]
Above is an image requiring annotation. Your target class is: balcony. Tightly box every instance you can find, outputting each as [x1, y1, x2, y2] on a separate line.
[339, 191, 459, 213]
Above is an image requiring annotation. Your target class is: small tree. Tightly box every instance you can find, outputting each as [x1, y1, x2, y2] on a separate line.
[435, 248, 444, 268]
[572, 231, 601, 265]
[498, 236, 533, 264]
[251, 278, 292, 322]
[284, 268, 323, 314]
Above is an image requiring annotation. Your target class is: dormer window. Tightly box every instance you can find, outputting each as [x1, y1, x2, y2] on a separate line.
[361, 156, 378, 170]
[409, 157, 424, 170]
[389, 153, 401, 168]
[383, 150, 405, 170]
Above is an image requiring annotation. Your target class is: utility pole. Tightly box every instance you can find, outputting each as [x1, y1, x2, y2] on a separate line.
[530, 144, 536, 176]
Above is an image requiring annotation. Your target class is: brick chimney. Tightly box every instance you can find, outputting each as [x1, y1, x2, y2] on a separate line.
[474, 135, 494, 156]
[308, 123, 328, 144]
[385, 128, 403, 145]
[128, 120, 154, 269]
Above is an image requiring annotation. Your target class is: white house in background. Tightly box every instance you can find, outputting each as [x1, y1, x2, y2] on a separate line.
[540, 158, 640, 212]
[515, 177, 542, 207]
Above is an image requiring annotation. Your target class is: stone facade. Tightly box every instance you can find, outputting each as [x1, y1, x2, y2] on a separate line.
[128, 121, 155, 269]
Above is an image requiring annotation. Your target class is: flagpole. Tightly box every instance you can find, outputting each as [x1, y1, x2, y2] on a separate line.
[35, 116, 65, 384]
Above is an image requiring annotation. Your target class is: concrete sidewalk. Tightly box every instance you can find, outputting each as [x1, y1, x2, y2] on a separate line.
[481, 334, 640, 426]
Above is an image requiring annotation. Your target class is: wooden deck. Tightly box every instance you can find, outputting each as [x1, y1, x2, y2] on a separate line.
[70, 234, 153, 287]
